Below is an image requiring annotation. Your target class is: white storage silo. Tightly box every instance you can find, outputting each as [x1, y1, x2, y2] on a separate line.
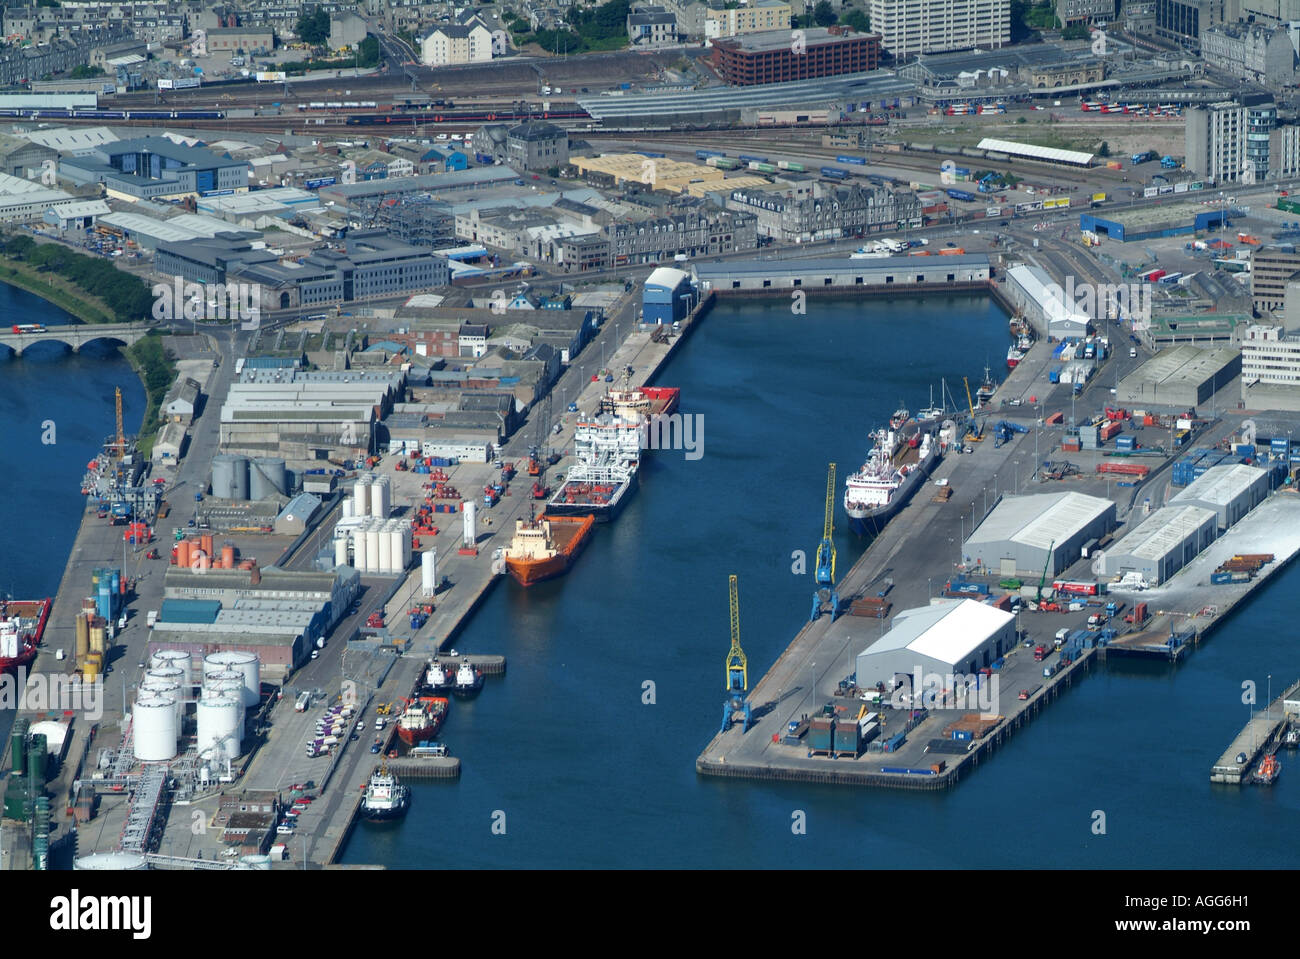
[353, 526, 368, 572]
[196, 697, 243, 762]
[335, 536, 349, 568]
[139, 682, 183, 725]
[400, 519, 413, 569]
[206, 651, 260, 708]
[203, 682, 243, 705]
[343, 496, 355, 519]
[150, 649, 193, 687]
[146, 666, 186, 686]
[365, 527, 382, 574]
[354, 475, 371, 517]
[75, 852, 148, 870]
[372, 476, 390, 518]
[463, 500, 477, 547]
[421, 549, 436, 597]
[132, 696, 178, 762]
[378, 526, 392, 573]
[388, 524, 405, 573]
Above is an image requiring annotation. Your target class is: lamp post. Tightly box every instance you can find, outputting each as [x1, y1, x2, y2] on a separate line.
[1013, 461, 1019, 495]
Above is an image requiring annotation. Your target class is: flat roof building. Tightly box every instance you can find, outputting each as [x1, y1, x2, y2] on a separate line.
[1116, 345, 1240, 408]
[710, 26, 881, 85]
[963, 491, 1117, 579]
[1079, 203, 1228, 243]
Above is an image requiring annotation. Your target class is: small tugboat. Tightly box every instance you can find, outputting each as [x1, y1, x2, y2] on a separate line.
[1283, 726, 1300, 749]
[361, 763, 410, 821]
[395, 696, 448, 745]
[421, 659, 452, 694]
[452, 660, 484, 699]
[1253, 753, 1281, 785]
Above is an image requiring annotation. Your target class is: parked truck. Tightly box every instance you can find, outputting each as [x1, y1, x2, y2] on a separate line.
[146, 610, 158, 628]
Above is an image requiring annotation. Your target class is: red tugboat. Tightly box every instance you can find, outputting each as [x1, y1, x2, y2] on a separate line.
[0, 598, 51, 671]
[1254, 753, 1281, 785]
[395, 696, 448, 746]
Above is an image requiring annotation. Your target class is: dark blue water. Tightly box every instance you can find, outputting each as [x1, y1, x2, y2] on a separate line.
[8, 288, 1297, 868]
[0, 285, 146, 600]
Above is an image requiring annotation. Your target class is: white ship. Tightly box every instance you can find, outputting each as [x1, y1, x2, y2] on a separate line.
[844, 425, 941, 536]
[361, 764, 410, 821]
[546, 415, 642, 522]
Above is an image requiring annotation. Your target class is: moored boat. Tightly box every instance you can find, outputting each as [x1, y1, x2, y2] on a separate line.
[361, 763, 410, 821]
[503, 513, 595, 586]
[395, 696, 448, 745]
[452, 661, 484, 699]
[1253, 753, 1281, 785]
[845, 427, 941, 537]
[0, 598, 50, 672]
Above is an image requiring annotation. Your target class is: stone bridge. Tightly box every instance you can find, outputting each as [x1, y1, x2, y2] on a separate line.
[0, 322, 151, 357]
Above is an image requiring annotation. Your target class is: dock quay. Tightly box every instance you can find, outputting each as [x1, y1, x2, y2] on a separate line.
[1211, 679, 1300, 784]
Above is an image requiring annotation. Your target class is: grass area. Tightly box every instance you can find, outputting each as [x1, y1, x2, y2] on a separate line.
[124, 333, 177, 458]
[0, 257, 114, 324]
[922, 120, 1099, 153]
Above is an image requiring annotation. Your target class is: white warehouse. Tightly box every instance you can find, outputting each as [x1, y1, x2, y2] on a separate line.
[1100, 505, 1218, 586]
[854, 599, 1017, 689]
[1004, 264, 1089, 339]
[964, 491, 1117, 580]
[1169, 463, 1269, 531]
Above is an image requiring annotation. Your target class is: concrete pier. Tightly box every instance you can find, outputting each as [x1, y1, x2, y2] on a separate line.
[1211, 679, 1299, 784]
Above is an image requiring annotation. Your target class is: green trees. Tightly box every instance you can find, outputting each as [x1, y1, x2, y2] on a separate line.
[0, 233, 154, 322]
[812, 1, 836, 26]
[297, 9, 330, 45]
[839, 8, 871, 31]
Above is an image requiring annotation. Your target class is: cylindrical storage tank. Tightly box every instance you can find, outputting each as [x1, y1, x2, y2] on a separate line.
[97, 583, 112, 623]
[196, 697, 243, 761]
[200, 534, 214, 559]
[176, 539, 192, 567]
[463, 500, 477, 547]
[27, 733, 46, 783]
[400, 520, 413, 570]
[75, 852, 148, 870]
[365, 528, 381, 574]
[249, 457, 287, 500]
[342, 496, 354, 519]
[202, 682, 243, 705]
[354, 475, 370, 517]
[221, 544, 236, 569]
[132, 696, 177, 762]
[388, 525, 405, 572]
[421, 549, 436, 596]
[89, 623, 106, 656]
[75, 613, 89, 663]
[10, 724, 26, 778]
[372, 477, 390, 518]
[205, 651, 260, 708]
[146, 666, 186, 690]
[111, 570, 121, 596]
[211, 454, 238, 499]
[139, 682, 183, 725]
[150, 649, 193, 686]
[377, 526, 392, 573]
[353, 528, 368, 571]
[81, 659, 99, 683]
[203, 668, 245, 693]
[335, 536, 349, 568]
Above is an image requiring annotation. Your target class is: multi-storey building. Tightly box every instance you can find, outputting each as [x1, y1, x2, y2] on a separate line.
[1152, 0, 1223, 49]
[725, 182, 922, 243]
[420, 22, 493, 65]
[703, 0, 790, 39]
[1251, 245, 1300, 314]
[1055, 0, 1115, 25]
[627, 4, 678, 44]
[1186, 96, 1300, 183]
[602, 206, 758, 266]
[1200, 22, 1296, 87]
[710, 26, 880, 84]
[1241, 324, 1300, 387]
[868, 0, 1009, 58]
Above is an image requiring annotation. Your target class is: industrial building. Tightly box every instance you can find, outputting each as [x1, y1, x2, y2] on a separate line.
[316, 168, 521, 209]
[1241, 324, 1300, 411]
[1169, 463, 1269, 530]
[643, 267, 695, 325]
[1250, 245, 1300, 314]
[1078, 203, 1229, 242]
[60, 137, 250, 201]
[1100, 504, 1218, 585]
[693, 253, 991, 292]
[1115, 345, 1240, 408]
[963, 491, 1117, 579]
[709, 26, 881, 86]
[975, 139, 1092, 168]
[1003, 264, 1089, 339]
[854, 599, 1017, 689]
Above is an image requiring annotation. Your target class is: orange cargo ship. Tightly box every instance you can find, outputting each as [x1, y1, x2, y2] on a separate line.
[502, 513, 595, 586]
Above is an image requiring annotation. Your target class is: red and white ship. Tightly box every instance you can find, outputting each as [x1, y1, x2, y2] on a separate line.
[395, 695, 448, 746]
[597, 368, 680, 426]
[0, 598, 50, 671]
[1007, 333, 1033, 369]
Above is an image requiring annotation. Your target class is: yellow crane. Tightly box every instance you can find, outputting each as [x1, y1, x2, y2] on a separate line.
[720, 574, 752, 734]
[962, 378, 984, 442]
[812, 463, 840, 619]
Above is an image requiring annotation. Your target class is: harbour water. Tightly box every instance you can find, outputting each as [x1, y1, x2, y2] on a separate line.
[4, 290, 1298, 868]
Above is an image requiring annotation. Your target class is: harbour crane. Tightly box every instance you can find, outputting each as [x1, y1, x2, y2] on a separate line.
[962, 378, 984, 442]
[720, 574, 752, 735]
[812, 463, 840, 621]
[1035, 538, 1056, 610]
